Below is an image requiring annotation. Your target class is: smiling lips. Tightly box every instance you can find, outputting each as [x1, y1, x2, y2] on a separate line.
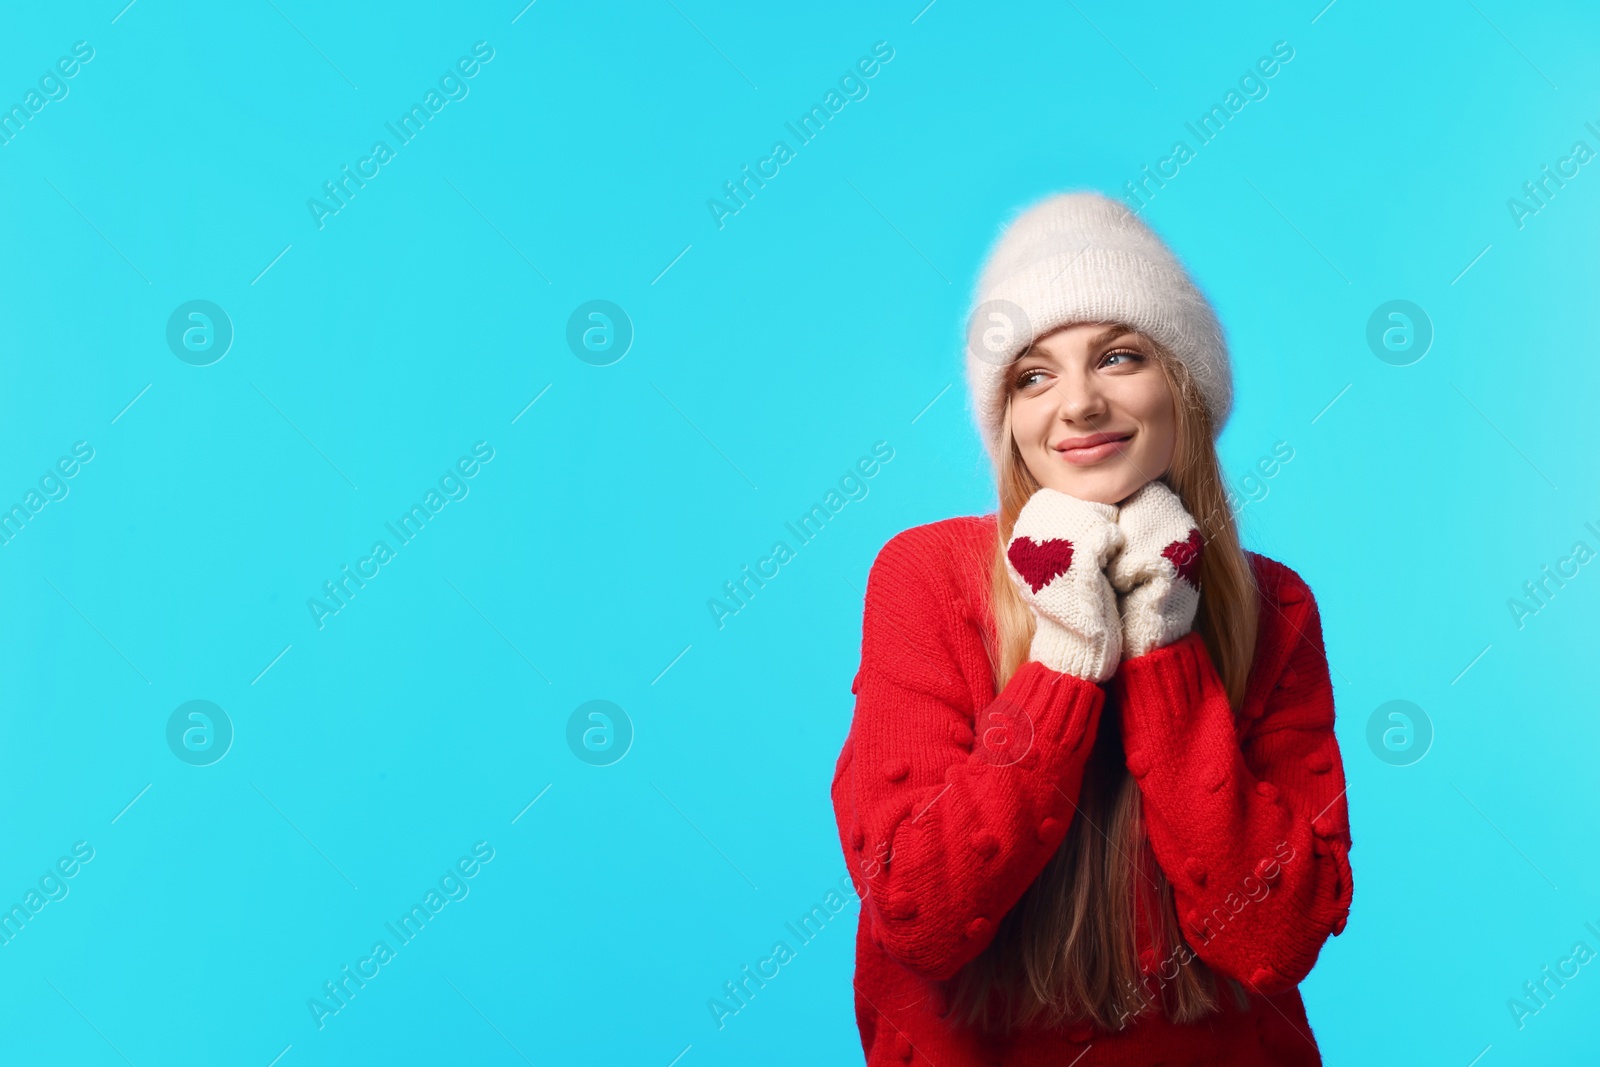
[1054, 431, 1133, 465]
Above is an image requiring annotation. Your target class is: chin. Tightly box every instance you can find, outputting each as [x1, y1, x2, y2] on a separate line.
[1043, 469, 1144, 505]
[1026, 451, 1155, 502]
[1044, 479, 1119, 505]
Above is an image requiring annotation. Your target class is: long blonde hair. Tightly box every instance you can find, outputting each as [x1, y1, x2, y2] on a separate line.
[944, 326, 1261, 1032]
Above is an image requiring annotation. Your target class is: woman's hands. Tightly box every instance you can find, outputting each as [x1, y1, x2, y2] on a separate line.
[1107, 479, 1203, 660]
[1004, 488, 1126, 682]
[1007, 479, 1203, 678]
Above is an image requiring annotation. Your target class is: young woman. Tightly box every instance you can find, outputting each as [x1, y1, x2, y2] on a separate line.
[831, 192, 1353, 1065]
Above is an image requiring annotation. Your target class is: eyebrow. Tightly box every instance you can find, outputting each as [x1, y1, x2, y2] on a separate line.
[1017, 323, 1136, 362]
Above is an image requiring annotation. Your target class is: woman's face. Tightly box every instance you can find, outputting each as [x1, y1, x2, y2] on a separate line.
[1008, 322, 1178, 505]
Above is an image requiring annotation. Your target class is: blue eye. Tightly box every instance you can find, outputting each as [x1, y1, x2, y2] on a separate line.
[1104, 349, 1144, 367]
[1013, 368, 1047, 390]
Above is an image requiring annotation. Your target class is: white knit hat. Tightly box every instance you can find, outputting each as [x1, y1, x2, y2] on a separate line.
[964, 191, 1232, 465]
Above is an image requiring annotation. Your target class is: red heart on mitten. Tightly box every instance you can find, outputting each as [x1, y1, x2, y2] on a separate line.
[1007, 536, 1075, 593]
[1162, 529, 1203, 586]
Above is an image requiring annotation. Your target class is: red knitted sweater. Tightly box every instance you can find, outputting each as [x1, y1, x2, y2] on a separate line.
[830, 514, 1354, 1066]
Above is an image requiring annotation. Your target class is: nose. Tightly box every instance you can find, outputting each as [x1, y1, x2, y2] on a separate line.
[1051, 364, 1108, 426]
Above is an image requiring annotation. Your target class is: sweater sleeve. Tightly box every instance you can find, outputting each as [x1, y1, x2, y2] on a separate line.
[831, 526, 1106, 982]
[1108, 578, 1354, 995]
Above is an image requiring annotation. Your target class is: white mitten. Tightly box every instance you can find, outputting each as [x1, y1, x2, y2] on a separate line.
[1004, 488, 1126, 682]
[1108, 479, 1204, 660]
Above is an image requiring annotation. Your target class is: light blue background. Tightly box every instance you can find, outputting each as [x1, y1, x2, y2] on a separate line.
[1, 1, 1597, 1063]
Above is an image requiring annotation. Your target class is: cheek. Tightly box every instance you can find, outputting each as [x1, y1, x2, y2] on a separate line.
[1140, 410, 1177, 461]
[1009, 398, 1049, 446]
[1117, 382, 1178, 464]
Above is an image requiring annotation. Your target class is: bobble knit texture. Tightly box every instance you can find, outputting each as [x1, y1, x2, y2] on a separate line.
[1004, 489, 1125, 682]
[966, 191, 1232, 466]
[831, 516, 1353, 1066]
